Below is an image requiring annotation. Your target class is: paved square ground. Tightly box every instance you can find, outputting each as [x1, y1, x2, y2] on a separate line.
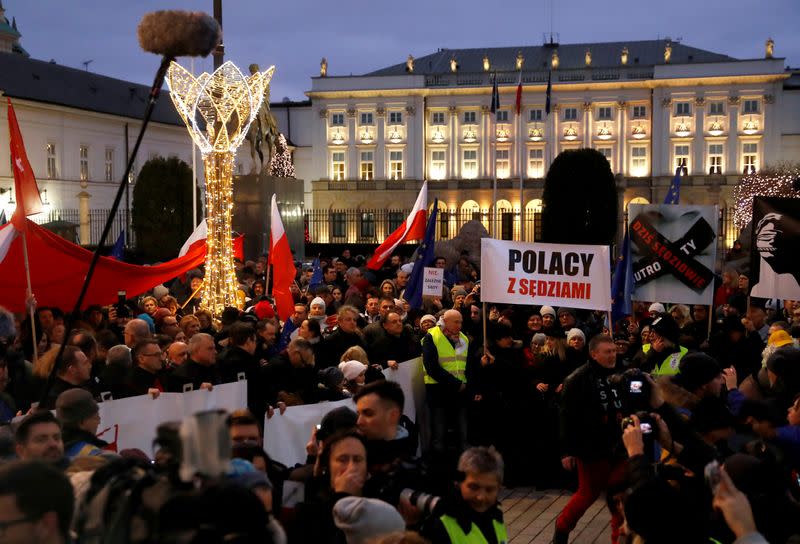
[500, 488, 612, 544]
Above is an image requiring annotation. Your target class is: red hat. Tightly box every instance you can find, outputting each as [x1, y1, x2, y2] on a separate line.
[254, 300, 275, 320]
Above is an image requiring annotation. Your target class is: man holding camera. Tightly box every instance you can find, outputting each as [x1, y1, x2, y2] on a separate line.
[555, 335, 661, 544]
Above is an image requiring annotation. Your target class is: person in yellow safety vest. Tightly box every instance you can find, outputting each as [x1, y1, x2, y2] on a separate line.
[636, 314, 688, 377]
[422, 309, 469, 457]
[421, 446, 508, 544]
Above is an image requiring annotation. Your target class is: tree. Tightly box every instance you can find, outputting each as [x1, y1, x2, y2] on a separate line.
[732, 162, 800, 229]
[540, 148, 618, 245]
[269, 133, 295, 178]
[131, 156, 201, 260]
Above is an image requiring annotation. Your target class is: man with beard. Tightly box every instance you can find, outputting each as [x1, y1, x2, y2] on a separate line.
[15, 411, 65, 464]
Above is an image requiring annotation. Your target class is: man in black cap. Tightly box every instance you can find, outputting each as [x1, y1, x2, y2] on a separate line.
[658, 352, 727, 419]
[634, 315, 688, 377]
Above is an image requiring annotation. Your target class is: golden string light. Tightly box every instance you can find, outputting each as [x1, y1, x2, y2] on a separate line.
[167, 60, 274, 316]
[732, 165, 800, 229]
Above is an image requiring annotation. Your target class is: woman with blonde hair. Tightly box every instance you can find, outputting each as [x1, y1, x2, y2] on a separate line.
[340, 345, 369, 366]
[669, 304, 693, 329]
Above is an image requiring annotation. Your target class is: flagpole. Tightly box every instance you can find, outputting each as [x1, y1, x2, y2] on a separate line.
[517, 70, 525, 241]
[492, 112, 498, 239]
[20, 229, 37, 363]
[482, 301, 488, 355]
[190, 58, 198, 228]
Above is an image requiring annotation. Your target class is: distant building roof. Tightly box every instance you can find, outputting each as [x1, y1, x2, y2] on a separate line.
[366, 40, 738, 76]
[0, 53, 183, 125]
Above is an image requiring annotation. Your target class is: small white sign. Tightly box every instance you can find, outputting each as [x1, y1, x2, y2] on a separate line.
[422, 267, 444, 297]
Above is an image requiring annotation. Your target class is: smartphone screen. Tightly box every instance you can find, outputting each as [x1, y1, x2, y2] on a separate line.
[629, 380, 643, 394]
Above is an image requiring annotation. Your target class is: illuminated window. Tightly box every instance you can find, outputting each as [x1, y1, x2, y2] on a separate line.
[431, 150, 446, 180]
[360, 212, 375, 239]
[743, 143, 758, 173]
[80, 145, 89, 181]
[563, 108, 577, 121]
[743, 100, 760, 114]
[389, 111, 403, 124]
[632, 105, 647, 119]
[46, 143, 57, 179]
[675, 102, 691, 116]
[105, 148, 114, 182]
[674, 145, 690, 173]
[331, 152, 345, 181]
[709, 102, 725, 115]
[360, 151, 374, 181]
[528, 148, 544, 178]
[708, 144, 723, 175]
[463, 111, 477, 124]
[496, 110, 509, 122]
[462, 150, 478, 179]
[597, 107, 612, 120]
[529, 109, 543, 122]
[495, 149, 510, 179]
[631, 146, 647, 175]
[331, 113, 345, 126]
[389, 151, 403, 180]
[360, 112, 373, 125]
[432, 112, 445, 125]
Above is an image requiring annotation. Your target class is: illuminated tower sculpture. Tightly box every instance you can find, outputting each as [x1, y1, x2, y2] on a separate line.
[167, 60, 274, 316]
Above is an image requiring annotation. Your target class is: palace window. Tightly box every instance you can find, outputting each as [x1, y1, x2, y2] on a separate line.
[360, 151, 374, 181]
[331, 152, 345, 181]
[632, 105, 647, 119]
[675, 102, 691, 116]
[431, 150, 446, 180]
[360, 112, 373, 125]
[708, 144, 724, 175]
[80, 145, 89, 181]
[528, 148, 544, 178]
[597, 107, 612, 120]
[743, 100, 760, 114]
[331, 212, 346, 238]
[675, 144, 690, 173]
[463, 111, 477, 124]
[432, 111, 445, 125]
[331, 113, 345, 126]
[388, 211, 404, 232]
[462, 150, 478, 179]
[495, 149, 510, 179]
[496, 110, 509, 122]
[360, 212, 375, 239]
[529, 109, 543, 122]
[389, 151, 403, 180]
[597, 147, 613, 171]
[709, 102, 725, 115]
[389, 111, 403, 124]
[105, 148, 114, 181]
[743, 143, 758, 174]
[631, 146, 647, 175]
[46, 143, 57, 179]
[563, 108, 577, 121]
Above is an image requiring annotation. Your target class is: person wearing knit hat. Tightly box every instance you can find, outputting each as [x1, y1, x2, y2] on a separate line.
[540, 306, 557, 330]
[333, 496, 405, 544]
[310, 297, 327, 317]
[674, 353, 724, 396]
[419, 314, 437, 332]
[566, 328, 586, 350]
[55, 389, 109, 460]
[648, 302, 666, 316]
[636, 314, 688, 377]
[253, 300, 275, 320]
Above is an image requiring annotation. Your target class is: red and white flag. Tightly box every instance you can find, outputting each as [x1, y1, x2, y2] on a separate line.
[8, 99, 42, 230]
[270, 194, 297, 321]
[514, 69, 523, 116]
[0, 223, 17, 265]
[366, 181, 427, 270]
[179, 219, 208, 257]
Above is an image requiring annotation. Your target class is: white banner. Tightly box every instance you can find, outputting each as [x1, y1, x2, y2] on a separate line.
[480, 238, 611, 311]
[263, 358, 426, 467]
[94, 381, 247, 454]
[422, 267, 444, 297]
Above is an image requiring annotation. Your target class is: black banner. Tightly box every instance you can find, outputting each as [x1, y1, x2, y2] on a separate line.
[750, 197, 800, 300]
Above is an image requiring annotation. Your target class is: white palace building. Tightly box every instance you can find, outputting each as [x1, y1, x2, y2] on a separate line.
[0, 0, 798, 250]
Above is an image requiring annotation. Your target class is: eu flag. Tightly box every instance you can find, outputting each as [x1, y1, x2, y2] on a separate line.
[109, 229, 125, 261]
[308, 256, 324, 293]
[610, 232, 633, 324]
[277, 317, 297, 352]
[664, 167, 682, 205]
[404, 199, 439, 310]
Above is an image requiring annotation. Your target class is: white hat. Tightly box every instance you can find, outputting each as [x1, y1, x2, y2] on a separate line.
[567, 328, 585, 343]
[400, 263, 414, 275]
[338, 360, 368, 381]
[648, 302, 666, 315]
[420, 314, 437, 326]
[540, 306, 556, 318]
[311, 297, 326, 310]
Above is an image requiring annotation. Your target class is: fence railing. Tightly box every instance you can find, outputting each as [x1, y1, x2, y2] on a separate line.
[30, 208, 135, 247]
[305, 209, 543, 244]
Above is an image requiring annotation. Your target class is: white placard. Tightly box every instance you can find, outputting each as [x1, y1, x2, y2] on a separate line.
[480, 238, 611, 311]
[422, 267, 444, 297]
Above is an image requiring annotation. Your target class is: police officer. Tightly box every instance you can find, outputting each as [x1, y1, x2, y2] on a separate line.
[635, 314, 688, 377]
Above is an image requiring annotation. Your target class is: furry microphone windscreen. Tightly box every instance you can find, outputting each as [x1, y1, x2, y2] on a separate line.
[137, 11, 222, 58]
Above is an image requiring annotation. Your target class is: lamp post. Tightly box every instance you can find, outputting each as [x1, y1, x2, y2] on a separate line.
[167, 60, 274, 317]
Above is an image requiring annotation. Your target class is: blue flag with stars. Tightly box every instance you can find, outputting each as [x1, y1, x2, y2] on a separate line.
[277, 316, 297, 352]
[109, 229, 125, 261]
[610, 231, 633, 324]
[308, 256, 324, 293]
[405, 199, 439, 310]
[664, 167, 682, 204]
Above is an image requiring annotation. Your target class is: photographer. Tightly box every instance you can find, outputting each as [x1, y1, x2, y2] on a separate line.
[420, 447, 507, 544]
[554, 335, 661, 544]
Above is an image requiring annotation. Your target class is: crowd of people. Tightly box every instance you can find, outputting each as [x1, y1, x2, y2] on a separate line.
[0, 247, 798, 543]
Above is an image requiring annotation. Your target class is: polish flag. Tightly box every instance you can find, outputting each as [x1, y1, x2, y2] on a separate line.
[0, 223, 17, 265]
[270, 194, 297, 321]
[366, 181, 427, 270]
[8, 99, 42, 230]
[514, 69, 523, 116]
[179, 219, 208, 257]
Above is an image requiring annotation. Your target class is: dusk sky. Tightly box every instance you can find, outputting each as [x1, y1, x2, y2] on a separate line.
[5, 0, 799, 101]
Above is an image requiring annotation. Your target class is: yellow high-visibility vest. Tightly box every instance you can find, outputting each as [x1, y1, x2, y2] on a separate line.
[423, 326, 468, 385]
[439, 514, 508, 544]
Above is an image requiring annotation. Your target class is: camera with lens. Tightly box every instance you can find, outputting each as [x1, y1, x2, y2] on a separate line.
[609, 368, 652, 414]
[621, 410, 657, 461]
[399, 488, 441, 516]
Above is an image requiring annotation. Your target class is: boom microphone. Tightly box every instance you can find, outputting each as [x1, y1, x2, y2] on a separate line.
[137, 10, 221, 58]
